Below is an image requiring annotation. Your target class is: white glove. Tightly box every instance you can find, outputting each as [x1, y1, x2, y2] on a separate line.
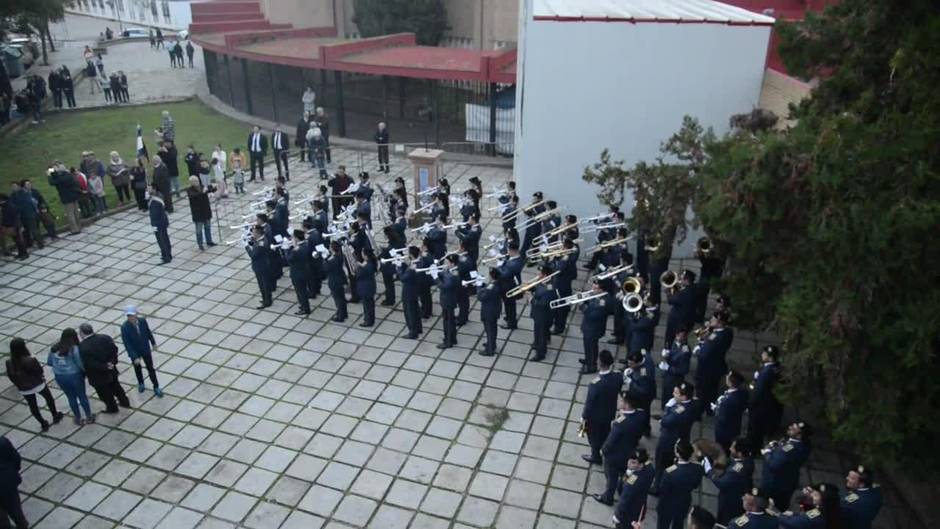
[703, 457, 712, 473]
[665, 397, 677, 409]
[658, 361, 669, 371]
[625, 367, 633, 376]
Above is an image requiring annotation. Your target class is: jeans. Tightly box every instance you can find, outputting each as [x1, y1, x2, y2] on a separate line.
[23, 386, 58, 427]
[114, 184, 130, 203]
[55, 373, 92, 419]
[194, 221, 214, 249]
[92, 195, 107, 215]
[169, 176, 180, 196]
[132, 353, 160, 388]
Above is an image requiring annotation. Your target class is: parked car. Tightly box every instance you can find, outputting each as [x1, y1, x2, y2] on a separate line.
[6, 37, 38, 67]
[122, 27, 150, 38]
[176, 29, 189, 41]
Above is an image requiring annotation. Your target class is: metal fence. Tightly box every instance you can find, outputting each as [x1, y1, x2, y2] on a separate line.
[203, 49, 515, 156]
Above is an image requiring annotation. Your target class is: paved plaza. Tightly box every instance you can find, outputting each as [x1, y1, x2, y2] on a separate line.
[0, 148, 912, 529]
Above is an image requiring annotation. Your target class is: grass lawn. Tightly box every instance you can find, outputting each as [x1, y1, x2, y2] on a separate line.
[0, 99, 252, 221]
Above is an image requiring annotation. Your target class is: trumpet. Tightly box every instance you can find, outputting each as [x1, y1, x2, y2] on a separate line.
[549, 290, 605, 309]
[434, 250, 467, 264]
[410, 203, 434, 216]
[484, 187, 507, 198]
[693, 325, 711, 340]
[293, 194, 315, 206]
[389, 247, 409, 257]
[582, 221, 625, 234]
[585, 236, 631, 254]
[380, 254, 407, 265]
[506, 270, 560, 298]
[417, 186, 440, 196]
[660, 270, 679, 290]
[339, 182, 360, 195]
[229, 222, 253, 230]
[414, 263, 442, 275]
[580, 212, 614, 224]
[480, 253, 506, 265]
[324, 229, 349, 239]
[409, 222, 433, 234]
[622, 293, 644, 312]
[593, 263, 634, 281]
[527, 240, 564, 258]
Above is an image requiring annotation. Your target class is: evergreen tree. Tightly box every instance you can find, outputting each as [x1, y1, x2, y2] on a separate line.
[352, 0, 449, 46]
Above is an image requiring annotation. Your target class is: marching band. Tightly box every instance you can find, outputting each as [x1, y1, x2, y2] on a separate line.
[225, 157, 878, 529]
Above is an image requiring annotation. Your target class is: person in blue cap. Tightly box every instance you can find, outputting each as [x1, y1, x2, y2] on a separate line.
[120, 305, 163, 397]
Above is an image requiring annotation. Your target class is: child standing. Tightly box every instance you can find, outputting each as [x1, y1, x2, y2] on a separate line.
[231, 147, 246, 194]
[87, 171, 107, 216]
[210, 157, 228, 198]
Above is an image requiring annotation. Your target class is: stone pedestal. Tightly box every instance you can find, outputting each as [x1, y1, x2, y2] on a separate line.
[407, 148, 444, 225]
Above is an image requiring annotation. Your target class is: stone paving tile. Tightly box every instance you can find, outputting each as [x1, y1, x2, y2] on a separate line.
[0, 148, 909, 529]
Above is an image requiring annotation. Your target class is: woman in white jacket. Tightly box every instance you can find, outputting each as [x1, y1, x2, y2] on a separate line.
[302, 86, 316, 115]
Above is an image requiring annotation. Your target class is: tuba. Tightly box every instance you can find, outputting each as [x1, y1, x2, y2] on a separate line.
[697, 236, 713, 255]
[622, 293, 644, 313]
[660, 270, 679, 290]
[622, 276, 644, 296]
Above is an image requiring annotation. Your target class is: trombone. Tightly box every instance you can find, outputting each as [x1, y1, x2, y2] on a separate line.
[549, 290, 605, 309]
[593, 263, 634, 281]
[582, 221, 625, 234]
[526, 239, 582, 259]
[506, 270, 559, 298]
[534, 222, 578, 244]
[480, 253, 506, 266]
[517, 208, 559, 231]
[533, 247, 577, 261]
[502, 199, 544, 221]
[580, 212, 614, 225]
[585, 236, 631, 254]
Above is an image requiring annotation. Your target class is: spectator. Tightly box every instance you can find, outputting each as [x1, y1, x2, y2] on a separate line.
[0, 194, 28, 259]
[302, 86, 316, 115]
[185, 40, 195, 67]
[155, 28, 164, 49]
[26, 79, 42, 124]
[173, 41, 184, 68]
[120, 306, 163, 397]
[87, 169, 107, 216]
[184, 145, 200, 177]
[60, 66, 76, 108]
[101, 75, 113, 103]
[197, 158, 211, 189]
[209, 156, 227, 198]
[186, 176, 215, 250]
[85, 58, 99, 94]
[47, 163, 82, 234]
[118, 70, 129, 102]
[107, 151, 130, 206]
[0, 92, 10, 126]
[82, 45, 94, 62]
[23, 180, 57, 241]
[313, 107, 332, 163]
[78, 323, 130, 414]
[130, 157, 149, 211]
[48, 69, 62, 109]
[230, 147, 246, 194]
[151, 156, 172, 213]
[105, 27, 113, 40]
[95, 55, 105, 77]
[8, 182, 41, 250]
[159, 140, 181, 200]
[149, 28, 156, 48]
[47, 328, 94, 425]
[0, 435, 29, 529]
[5, 338, 63, 431]
[158, 110, 175, 142]
[149, 185, 173, 263]
[72, 166, 94, 219]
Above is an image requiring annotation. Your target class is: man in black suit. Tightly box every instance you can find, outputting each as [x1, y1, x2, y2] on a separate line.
[247, 125, 268, 182]
[581, 350, 624, 465]
[78, 323, 130, 414]
[271, 126, 291, 181]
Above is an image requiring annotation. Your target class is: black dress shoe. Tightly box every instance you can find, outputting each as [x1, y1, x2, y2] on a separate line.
[101, 408, 120, 415]
[256, 305, 269, 310]
[581, 454, 602, 464]
[380, 301, 394, 306]
[528, 354, 545, 362]
[606, 338, 624, 345]
[551, 329, 565, 335]
[591, 494, 614, 506]
[499, 324, 517, 330]
[436, 344, 449, 350]
[294, 310, 310, 316]
[578, 358, 586, 364]
[479, 351, 494, 357]
[359, 323, 373, 328]
[405, 334, 419, 339]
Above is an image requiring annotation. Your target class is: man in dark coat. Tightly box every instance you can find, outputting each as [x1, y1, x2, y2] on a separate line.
[296, 112, 310, 162]
[581, 350, 624, 465]
[0, 193, 27, 259]
[248, 226, 274, 309]
[47, 163, 82, 234]
[287, 230, 311, 315]
[247, 126, 268, 182]
[0, 435, 29, 529]
[151, 157, 173, 214]
[148, 186, 172, 264]
[271, 126, 291, 180]
[78, 323, 130, 413]
[185, 41, 195, 68]
[120, 306, 163, 397]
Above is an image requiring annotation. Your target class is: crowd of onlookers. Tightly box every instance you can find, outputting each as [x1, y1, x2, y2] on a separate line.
[81, 45, 132, 106]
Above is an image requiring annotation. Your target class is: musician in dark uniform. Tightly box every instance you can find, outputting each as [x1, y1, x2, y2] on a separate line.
[417, 239, 435, 319]
[732, 489, 778, 529]
[714, 370, 749, 453]
[520, 192, 546, 258]
[437, 255, 460, 349]
[325, 241, 348, 322]
[286, 229, 311, 315]
[627, 301, 659, 361]
[430, 192, 448, 222]
[654, 382, 701, 490]
[455, 212, 482, 262]
[695, 241, 724, 323]
[393, 206, 408, 242]
[747, 345, 783, 448]
[656, 439, 704, 529]
[247, 226, 273, 309]
[609, 254, 635, 345]
[842, 465, 882, 529]
[663, 270, 697, 349]
[635, 230, 650, 283]
[760, 421, 812, 510]
[709, 437, 755, 525]
[477, 268, 501, 356]
[498, 242, 524, 330]
[379, 225, 404, 306]
[593, 392, 648, 505]
[354, 192, 372, 230]
[355, 248, 378, 327]
[579, 280, 609, 374]
[399, 247, 423, 339]
[502, 194, 520, 242]
[455, 241, 476, 326]
[623, 351, 655, 428]
[528, 265, 557, 362]
[311, 199, 329, 232]
[551, 238, 579, 335]
[694, 309, 734, 411]
[580, 350, 623, 465]
[613, 448, 655, 529]
[660, 326, 691, 406]
[357, 171, 373, 202]
[304, 219, 325, 298]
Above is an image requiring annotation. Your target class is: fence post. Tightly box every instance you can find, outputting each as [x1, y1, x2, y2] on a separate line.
[241, 58, 253, 115]
[224, 54, 234, 106]
[334, 70, 347, 137]
[488, 82, 498, 156]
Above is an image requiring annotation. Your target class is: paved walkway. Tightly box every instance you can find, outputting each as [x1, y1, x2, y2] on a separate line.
[0, 146, 913, 529]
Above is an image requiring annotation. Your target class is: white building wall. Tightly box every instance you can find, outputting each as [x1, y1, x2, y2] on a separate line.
[67, 0, 193, 31]
[513, 10, 770, 255]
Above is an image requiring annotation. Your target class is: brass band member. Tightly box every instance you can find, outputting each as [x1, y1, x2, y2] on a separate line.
[355, 248, 378, 327]
[477, 268, 501, 356]
[325, 241, 348, 322]
[399, 247, 423, 339]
